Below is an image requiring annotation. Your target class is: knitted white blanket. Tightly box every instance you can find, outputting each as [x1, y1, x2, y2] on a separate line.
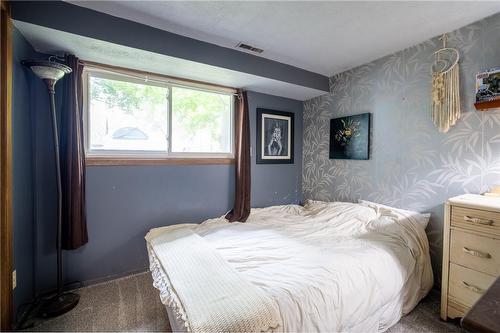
[148, 228, 280, 333]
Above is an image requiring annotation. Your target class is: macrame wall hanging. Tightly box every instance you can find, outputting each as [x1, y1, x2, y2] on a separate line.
[431, 34, 461, 133]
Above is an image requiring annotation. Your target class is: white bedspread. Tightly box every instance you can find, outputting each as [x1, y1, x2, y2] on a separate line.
[149, 228, 280, 333]
[146, 201, 433, 333]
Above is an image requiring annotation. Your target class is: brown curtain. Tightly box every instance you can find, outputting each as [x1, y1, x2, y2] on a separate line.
[60, 54, 88, 249]
[225, 90, 251, 222]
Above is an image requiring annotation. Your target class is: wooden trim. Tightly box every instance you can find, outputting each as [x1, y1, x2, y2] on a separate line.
[0, 0, 13, 329]
[474, 99, 500, 111]
[441, 202, 451, 321]
[82, 60, 238, 94]
[86, 157, 235, 166]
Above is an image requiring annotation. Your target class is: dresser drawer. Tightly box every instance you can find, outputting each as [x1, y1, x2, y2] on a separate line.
[450, 229, 500, 276]
[448, 263, 496, 308]
[447, 299, 468, 319]
[451, 206, 500, 236]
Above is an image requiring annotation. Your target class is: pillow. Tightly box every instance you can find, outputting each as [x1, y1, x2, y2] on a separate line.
[358, 199, 431, 229]
[303, 199, 378, 222]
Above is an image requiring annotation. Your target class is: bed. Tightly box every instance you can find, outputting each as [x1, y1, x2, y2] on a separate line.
[145, 200, 433, 332]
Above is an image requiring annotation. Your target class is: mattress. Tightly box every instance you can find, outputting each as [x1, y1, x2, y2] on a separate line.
[146, 201, 434, 332]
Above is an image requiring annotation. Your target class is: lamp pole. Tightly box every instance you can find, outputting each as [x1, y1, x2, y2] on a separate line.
[47, 80, 63, 296]
[22, 59, 79, 317]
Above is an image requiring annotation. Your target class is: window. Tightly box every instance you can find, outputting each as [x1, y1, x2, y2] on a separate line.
[84, 67, 234, 160]
[171, 86, 232, 154]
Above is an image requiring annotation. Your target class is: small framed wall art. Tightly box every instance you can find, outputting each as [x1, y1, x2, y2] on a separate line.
[475, 67, 500, 103]
[474, 67, 500, 111]
[329, 113, 370, 160]
[256, 108, 294, 164]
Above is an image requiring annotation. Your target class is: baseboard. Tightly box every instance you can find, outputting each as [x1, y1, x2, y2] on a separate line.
[74, 267, 150, 289]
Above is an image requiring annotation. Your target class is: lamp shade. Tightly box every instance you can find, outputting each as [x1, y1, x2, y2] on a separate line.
[21, 59, 72, 82]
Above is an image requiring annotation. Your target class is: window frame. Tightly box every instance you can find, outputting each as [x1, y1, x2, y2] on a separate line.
[82, 65, 236, 163]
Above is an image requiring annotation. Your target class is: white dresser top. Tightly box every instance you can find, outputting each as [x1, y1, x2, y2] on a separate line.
[448, 194, 500, 212]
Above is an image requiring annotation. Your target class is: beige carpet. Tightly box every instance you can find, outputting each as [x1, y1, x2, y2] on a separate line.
[24, 272, 463, 332]
[25, 272, 170, 332]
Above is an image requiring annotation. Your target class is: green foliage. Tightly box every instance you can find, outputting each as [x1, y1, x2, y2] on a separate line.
[172, 86, 230, 139]
[90, 77, 166, 114]
[90, 77, 230, 142]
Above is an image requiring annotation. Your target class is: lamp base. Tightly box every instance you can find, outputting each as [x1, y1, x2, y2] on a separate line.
[39, 292, 80, 318]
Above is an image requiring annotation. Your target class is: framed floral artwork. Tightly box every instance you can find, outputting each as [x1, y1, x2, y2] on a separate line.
[329, 113, 370, 160]
[256, 108, 294, 164]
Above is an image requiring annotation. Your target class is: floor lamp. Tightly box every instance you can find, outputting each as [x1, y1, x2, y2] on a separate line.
[22, 59, 80, 317]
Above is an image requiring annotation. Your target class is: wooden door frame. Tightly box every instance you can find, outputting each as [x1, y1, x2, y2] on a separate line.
[0, 0, 13, 330]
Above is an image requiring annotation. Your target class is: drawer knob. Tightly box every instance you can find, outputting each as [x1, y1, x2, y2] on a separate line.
[464, 215, 494, 226]
[462, 281, 484, 294]
[462, 247, 491, 259]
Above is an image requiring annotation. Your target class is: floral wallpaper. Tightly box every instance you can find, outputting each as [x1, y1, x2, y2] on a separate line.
[303, 12, 500, 283]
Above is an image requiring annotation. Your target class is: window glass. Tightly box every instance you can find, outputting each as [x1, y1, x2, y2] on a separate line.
[88, 75, 168, 152]
[85, 69, 234, 158]
[171, 86, 232, 153]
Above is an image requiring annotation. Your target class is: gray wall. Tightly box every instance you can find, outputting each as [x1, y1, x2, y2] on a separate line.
[32, 90, 303, 290]
[302, 12, 500, 284]
[12, 27, 38, 317]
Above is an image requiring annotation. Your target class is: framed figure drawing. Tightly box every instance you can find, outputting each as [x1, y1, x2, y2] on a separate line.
[329, 113, 370, 160]
[256, 108, 294, 164]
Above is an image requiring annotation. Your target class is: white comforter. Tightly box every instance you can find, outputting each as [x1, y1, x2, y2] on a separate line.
[146, 201, 433, 333]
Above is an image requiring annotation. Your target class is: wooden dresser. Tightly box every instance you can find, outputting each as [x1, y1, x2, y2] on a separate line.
[441, 194, 500, 320]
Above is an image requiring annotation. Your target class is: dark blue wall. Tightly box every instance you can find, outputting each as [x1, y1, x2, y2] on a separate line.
[30, 88, 303, 290]
[65, 165, 234, 284]
[11, 27, 37, 318]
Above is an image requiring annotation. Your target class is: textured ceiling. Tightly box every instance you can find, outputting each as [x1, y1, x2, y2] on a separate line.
[68, 1, 500, 76]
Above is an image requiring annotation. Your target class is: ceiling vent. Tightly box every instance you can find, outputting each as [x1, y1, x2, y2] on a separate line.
[236, 42, 264, 54]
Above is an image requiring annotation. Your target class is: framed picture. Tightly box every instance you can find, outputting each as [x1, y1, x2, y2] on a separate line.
[256, 108, 294, 164]
[329, 113, 370, 160]
[475, 67, 500, 102]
